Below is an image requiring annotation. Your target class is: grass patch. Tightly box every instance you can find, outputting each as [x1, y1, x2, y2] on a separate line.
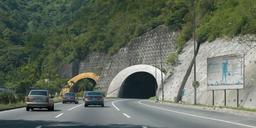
[0, 97, 62, 111]
[224, 106, 256, 112]
[149, 96, 156, 100]
[53, 97, 62, 103]
[182, 102, 256, 112]
[163, 100, 175, 104]
[0, 102, 25, 111]
[193, 103, 256, 112]
[148, 98, 256, 113]
[166, 52, 178, 65]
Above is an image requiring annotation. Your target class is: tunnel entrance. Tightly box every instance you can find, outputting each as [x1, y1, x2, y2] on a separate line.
[71, 78, 96, 93]
[118, 72, 157, 99]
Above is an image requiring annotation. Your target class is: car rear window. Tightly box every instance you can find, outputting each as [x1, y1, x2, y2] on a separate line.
[29, 91, 48, 96]
[85, 92, 102, 96]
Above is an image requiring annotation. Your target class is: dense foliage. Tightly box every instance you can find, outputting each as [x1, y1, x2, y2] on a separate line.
[0, 92, 17, 104]
[0, 0, 255, 96]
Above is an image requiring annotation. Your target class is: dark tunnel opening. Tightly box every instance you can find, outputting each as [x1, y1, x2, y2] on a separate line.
[118, 72, 157, 99]
[71, 78, 96, 93]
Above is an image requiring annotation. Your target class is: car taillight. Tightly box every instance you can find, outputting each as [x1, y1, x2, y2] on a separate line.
[84, 97, 92, 100]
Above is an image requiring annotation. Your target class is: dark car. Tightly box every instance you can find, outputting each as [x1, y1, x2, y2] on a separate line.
[62, 92, 78, 104]
[25, 89, 54, 111]
[84, 91, 104, 107]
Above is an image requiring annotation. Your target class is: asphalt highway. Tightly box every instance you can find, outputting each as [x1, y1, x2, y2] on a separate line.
[0, 99, 256, 128]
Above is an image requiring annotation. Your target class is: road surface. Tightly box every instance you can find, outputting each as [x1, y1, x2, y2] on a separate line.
[0, 99, 256, 128]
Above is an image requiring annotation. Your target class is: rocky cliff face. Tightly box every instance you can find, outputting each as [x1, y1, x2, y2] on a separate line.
[164, 35, 256, 108]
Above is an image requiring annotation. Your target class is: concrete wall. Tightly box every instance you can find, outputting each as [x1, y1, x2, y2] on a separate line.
[163, 35, 256, 108]
[79, 25, 177, 92]
[61, 24, 256, 108]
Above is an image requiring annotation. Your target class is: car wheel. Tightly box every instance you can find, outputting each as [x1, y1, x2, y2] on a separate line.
[31, 108, 34, 111]
[26, 107, 30, 111]
[101, 104, 104, 107]
[62, 101, 65, 104]
[48, 106, 54, 111]
[75, 101, 78, 104]
[84, 104, 88, 107]
[51, 106, 54, 111]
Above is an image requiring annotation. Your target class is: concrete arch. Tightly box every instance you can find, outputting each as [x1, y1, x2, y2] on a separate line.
[107, 64, 165, 97]
[60, 72, 99, 96]
[67, 72, 99, 86]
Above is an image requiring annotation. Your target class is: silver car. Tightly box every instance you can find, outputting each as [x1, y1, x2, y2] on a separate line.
[84, 91, 104, 107]
[25, 90, 54, 111]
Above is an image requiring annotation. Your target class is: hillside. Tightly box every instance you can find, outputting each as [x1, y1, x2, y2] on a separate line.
[0, 0, 256, 95]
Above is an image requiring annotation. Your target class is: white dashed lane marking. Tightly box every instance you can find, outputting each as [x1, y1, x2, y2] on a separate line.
[55, 113, 63, 118]
[68, 104, 82, 111]
[122, 113, 131, 118]
[112, 101, 120, 111]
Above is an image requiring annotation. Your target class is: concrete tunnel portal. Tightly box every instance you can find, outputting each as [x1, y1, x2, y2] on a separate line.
[107, 64, 165, 99]
[118, 72, 157, 99]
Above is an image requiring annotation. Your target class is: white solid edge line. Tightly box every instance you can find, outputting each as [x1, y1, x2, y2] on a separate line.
[138, 100, 256, 128]
[112, 101, 120, 111]
[68, 104, 82, 111]
[111, 99, 130, 111]
[122, 113, 131, 118]
[0, 107, 24, 114]
[55, 113, 64, 118]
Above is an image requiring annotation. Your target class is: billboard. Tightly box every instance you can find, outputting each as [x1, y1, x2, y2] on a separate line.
[207, 54, 244, 90]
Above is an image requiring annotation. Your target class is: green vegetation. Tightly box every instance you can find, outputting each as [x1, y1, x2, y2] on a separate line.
[149, 96, 157, 101]
[1, 0, 256, 104]
[0, 102, 25, 111]
[0, 97, 62, 111]
[73, 79, 96, 97]
[193, 103, 256, 112]
[166, 52, 178, 65]
[0, 92, 19, 104]
[196, 0, 256, 43]
[76, 79, 96, 92]
[148, 98, 256, 112]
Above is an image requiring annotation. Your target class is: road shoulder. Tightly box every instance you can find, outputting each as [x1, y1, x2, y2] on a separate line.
[146, 100, 256, 117]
